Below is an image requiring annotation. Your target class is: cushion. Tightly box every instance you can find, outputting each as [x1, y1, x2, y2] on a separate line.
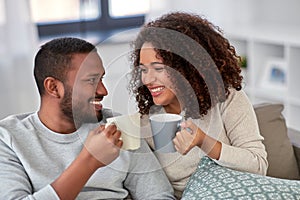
[254, 103, 300, 180]
[182, 157, 300, 200]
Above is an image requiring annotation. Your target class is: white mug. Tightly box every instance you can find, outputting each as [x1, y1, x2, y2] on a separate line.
[106, 113, 141, 150]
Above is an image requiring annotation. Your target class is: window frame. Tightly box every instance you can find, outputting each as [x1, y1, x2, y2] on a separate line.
[36, 0, 145, 37]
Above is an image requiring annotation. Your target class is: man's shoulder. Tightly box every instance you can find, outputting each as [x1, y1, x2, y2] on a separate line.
[0, 112, 35, 127]
[0, 112, 36, 143]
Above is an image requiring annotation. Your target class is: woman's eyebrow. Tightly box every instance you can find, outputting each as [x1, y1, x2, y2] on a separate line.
[139, 62, 164, 66]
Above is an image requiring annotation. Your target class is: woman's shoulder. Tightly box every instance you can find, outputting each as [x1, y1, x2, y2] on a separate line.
[228, 88, 250, 103]
[228, 88, 247, 99]
[219, 88, 252, 112]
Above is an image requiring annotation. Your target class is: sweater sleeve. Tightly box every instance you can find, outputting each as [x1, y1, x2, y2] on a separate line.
[124, 139, 175, 200]
[215, 90, 268, 175]
[0, 128, 60, 200]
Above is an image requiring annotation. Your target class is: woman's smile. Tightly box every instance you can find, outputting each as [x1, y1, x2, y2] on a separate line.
[148, 85, 165, 97]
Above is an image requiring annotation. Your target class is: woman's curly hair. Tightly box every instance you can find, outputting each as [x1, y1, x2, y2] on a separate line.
[129, 12, 243, 118]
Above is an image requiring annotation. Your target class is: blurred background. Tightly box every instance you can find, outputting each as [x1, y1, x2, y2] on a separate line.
[1, 0, 300, 137]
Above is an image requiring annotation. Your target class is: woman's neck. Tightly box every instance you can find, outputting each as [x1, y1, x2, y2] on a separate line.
[163, 102, 182, 115]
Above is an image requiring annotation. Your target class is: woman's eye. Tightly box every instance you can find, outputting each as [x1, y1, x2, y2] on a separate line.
[139, 66, 148, 73]
[155, 67, 164, 72]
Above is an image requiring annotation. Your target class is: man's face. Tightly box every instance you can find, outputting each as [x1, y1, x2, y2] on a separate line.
[60, 52, 108, 127]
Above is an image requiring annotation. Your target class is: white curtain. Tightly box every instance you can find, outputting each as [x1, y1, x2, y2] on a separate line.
[0, 0, 39, 119]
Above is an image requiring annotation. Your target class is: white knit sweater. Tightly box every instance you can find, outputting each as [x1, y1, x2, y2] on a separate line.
[140, 89, 268, 199]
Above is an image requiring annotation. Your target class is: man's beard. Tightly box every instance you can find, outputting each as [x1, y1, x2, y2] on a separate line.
[60, 86, 103, 128]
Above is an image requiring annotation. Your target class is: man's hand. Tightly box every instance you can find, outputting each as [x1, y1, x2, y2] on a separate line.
[84, 124, 123, 168]
[173, 120, 204, 155]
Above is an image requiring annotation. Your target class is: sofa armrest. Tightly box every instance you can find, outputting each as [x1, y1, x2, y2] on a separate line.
[293, 146, 300, 175]
[288, 128, 300, 174]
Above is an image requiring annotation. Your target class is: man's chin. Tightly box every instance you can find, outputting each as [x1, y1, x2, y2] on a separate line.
[72, 111, 102, 127]
[82, 111, 102, 123]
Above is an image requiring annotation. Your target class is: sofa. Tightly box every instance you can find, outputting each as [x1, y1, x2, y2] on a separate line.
[254, 103, 300, 180]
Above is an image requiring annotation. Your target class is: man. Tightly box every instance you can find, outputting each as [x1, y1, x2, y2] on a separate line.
[0, 37, 174, 199]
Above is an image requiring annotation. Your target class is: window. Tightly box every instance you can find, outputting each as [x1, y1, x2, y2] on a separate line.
[30, 0, 149, 40]
[0, 0, 5, 25]
[109, 0, 150, 18]
[30, 0, 100, 23]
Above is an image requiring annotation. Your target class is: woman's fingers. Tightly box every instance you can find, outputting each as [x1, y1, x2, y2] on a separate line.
[180, 119, 197, 134]
[173, 131, 193, 155]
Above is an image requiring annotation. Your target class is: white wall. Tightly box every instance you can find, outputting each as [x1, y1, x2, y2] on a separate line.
[0, 0, 39, 120]
[147, 0, 300, 33]
[254, 0, 300, 27]
[97, 41, 138, 115]
[147, 0, 256, 27]
[96, 29, 142, 115]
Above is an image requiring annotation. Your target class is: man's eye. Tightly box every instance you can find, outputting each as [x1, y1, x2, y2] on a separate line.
[88, 78, 97, 84]
[87, 76, 104, 84]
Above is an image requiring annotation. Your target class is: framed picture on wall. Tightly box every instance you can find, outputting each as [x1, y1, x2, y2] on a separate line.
[260, 58, 287, 91]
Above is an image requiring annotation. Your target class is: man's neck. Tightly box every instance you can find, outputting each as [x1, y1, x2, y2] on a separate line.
[38, 107, 77, 134]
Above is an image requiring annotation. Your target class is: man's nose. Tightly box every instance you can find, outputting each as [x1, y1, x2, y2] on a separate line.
[96, 81, 108, 96]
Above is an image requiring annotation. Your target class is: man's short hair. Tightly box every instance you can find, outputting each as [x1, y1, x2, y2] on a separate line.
[33, 37, 96, 95]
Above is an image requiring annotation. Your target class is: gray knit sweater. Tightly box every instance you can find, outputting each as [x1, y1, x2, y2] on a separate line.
[0, 109, 175, 200]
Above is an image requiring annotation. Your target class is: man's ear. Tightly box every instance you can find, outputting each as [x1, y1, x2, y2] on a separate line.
[44, 77, 64, 98]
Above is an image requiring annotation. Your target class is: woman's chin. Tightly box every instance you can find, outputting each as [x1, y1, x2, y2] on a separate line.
[153, 99, 167, 107]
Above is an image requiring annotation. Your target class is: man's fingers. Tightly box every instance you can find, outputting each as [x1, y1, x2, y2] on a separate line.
[112, 130, 122, 144]
[104, 124, 117, 136]
[93, 125, 105, 134]
[116, 139, 123, 148]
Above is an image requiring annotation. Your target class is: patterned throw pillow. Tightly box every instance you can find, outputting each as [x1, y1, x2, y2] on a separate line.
[182, 157, 300, 200]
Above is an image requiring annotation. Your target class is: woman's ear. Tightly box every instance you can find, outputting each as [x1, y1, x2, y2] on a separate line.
[44, 77, 64, 98]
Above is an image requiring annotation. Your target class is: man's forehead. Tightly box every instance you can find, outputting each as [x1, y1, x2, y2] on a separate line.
[74, 52, 105, 74]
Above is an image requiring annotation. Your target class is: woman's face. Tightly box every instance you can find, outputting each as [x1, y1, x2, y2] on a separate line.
[139, 42, 180, 113]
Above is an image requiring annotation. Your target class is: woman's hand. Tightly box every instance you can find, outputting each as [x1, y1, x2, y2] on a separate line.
[173, 119, 222, 159]
[173, 120, 205, 155]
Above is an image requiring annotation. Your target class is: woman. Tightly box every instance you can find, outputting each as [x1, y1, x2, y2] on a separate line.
[129, 12, 268, 198]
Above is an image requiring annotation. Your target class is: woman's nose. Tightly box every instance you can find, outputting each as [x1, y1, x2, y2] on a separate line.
[142, 69, 157, 84]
